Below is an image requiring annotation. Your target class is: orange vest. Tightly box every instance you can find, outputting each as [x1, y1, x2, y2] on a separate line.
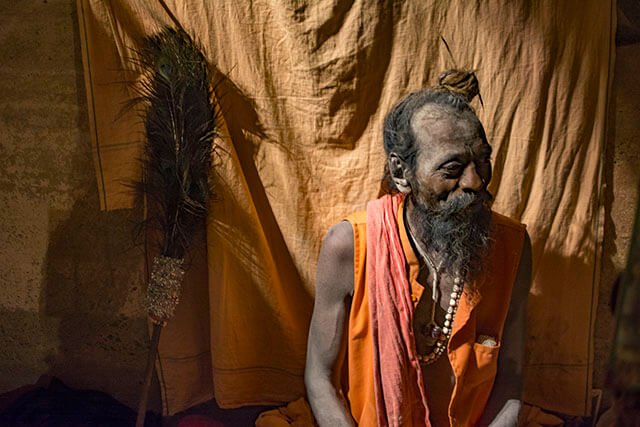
[341, 200, 525, 426]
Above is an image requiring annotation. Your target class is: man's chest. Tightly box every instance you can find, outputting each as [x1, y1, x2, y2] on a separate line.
[412, 268, 460, 355]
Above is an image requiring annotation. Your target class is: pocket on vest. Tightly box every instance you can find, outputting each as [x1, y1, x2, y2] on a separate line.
[464, 342, 501, 387]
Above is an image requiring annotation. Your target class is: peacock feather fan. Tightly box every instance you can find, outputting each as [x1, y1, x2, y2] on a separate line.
[134, 27, 217, 260]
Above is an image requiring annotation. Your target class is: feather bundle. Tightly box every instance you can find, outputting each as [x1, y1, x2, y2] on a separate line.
[134, 27, 217, 260]
[131, 26, 217, 427]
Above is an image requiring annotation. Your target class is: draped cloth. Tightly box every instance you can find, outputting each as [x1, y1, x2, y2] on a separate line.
[76, 0, 614, 416]
[366, 194, 429, 427]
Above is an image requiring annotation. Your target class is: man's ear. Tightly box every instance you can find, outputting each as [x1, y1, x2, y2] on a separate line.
[388, 153, 411, 193]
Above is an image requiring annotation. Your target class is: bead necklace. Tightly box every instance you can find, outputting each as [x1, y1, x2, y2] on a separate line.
[407, 225, 464, 365]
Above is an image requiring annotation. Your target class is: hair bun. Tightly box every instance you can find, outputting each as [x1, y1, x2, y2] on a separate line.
[437, 69, 480, 103]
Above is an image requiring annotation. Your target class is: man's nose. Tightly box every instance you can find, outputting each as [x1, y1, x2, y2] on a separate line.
[459, 163, 484, 192]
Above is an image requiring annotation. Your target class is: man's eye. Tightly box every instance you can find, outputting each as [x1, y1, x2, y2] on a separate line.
[442, 164, 463, 177]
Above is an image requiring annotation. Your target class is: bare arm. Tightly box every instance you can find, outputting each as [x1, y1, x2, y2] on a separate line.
[305, 221, 356, 427]
[480, 231, 532, 426]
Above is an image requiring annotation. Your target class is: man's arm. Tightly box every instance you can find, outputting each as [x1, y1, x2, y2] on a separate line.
[305, 221, 356, 427]
[480, 231, 532, 426]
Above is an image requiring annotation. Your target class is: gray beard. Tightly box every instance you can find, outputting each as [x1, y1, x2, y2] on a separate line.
[408, 191, 493, 282]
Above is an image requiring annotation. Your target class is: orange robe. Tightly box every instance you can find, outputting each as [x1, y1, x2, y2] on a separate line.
[341, 199, 525, 426]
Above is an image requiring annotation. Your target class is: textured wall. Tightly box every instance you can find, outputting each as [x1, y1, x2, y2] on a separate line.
[593, 42, 640, 398]
[0, 0, 637, 415]
[0, 0, 153, 409]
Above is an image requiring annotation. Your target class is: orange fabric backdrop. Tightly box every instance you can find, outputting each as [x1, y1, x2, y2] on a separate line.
[77, 0, 614, 416]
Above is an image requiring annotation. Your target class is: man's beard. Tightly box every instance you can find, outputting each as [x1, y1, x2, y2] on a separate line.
[409, 190, 493, 282]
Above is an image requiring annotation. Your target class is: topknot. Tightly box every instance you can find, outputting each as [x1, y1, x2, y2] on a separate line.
[436, 69, 481, 105]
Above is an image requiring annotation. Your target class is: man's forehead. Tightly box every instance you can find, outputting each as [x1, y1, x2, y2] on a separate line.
[411, 105, 481, 145]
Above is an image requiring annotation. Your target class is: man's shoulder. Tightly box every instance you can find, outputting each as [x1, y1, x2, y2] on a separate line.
[343, 194, 401, 226]
[491, 211, 526, 234]
[344, 209, 367, 226]
[321, 221, 355, 267]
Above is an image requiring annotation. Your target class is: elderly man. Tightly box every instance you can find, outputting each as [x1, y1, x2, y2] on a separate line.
[304, 75, 532, 426]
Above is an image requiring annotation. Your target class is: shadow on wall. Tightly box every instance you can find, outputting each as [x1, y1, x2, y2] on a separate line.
[30, 0, 159, 410]
[524, 247, 603, 416]
[40, 188, 154, 410]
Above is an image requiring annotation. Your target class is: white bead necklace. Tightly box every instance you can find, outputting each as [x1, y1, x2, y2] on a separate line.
[407, 225, 464, 365]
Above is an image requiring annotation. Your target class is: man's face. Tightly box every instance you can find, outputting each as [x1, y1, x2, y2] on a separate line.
[405, 105, 494, 278]
[410, 107, 492, 210]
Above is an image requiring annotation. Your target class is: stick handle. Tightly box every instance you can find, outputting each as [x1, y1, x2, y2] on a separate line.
[136, 323, 163, 427]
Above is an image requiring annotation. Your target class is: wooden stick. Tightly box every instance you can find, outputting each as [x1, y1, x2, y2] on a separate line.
[136, 323, 163, 427]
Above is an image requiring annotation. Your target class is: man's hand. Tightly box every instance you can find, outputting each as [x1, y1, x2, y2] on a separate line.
[488, 399, 521, 426]
[305, 221, 356, 427]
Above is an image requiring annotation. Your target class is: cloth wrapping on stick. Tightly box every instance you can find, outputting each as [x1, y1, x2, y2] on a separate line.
[76, 0, 614, 416]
